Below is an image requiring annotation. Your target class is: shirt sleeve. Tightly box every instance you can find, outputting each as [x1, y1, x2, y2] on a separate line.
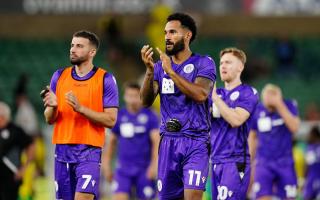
[197, 56, 216, 82]
[50, 68, 64, 94]
[103, 73, 119, 108]
[250, 107, 259, 131]
[148, 110, 160, 132]
[111, 118, 120, 136]
[286, 99, 299, 116]
[236, 87, 259, 115]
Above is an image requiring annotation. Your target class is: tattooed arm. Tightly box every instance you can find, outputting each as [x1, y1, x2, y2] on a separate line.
[140, 45, 159, 107]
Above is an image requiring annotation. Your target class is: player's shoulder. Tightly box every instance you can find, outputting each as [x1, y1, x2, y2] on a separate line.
[142, 107, 158, 117]
[284, 99, 298, 108]
[193, 53, 215, 66]
[53, 66, 69, 75]
[239, 84, 259, 98]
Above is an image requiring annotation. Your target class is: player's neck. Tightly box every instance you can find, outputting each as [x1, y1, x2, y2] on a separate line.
[127, 105, 141, 114]
[224, 78, 242, 91]
[172, 48, 192, 65]
[75, 61, 94, 77]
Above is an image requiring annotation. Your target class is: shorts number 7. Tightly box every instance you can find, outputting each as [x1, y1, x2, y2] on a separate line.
[82, 174, 92, 189]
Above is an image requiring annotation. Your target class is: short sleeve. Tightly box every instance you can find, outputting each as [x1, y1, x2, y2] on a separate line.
[250, 105, 260, 131]
[50, 68, 64, 94]
[148, 110, 160, 132]
[111, 120, 120, 136]
[197, 56, 216, 82]
[286, 99, 299, 116]
[236, 87, 259, 114]
[103, 73, 119, 108]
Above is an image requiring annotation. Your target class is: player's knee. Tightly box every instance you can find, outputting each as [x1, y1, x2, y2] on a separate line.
[184, 189, 203, 200]
[74, 192, 95, 200]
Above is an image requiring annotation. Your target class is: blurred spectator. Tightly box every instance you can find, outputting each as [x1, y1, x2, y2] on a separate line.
[13, 74, 45, 200]
[303, 126, 320, 200]
[0, 101, 35, 200]
[98, 15, 123, 63]
[305, 102, 320, 121]
[14, 74, 39, 136]
[274, 36, 296, 76]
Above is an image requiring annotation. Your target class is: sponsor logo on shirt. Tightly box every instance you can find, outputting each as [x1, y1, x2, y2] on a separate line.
[73, 83, 88, 87]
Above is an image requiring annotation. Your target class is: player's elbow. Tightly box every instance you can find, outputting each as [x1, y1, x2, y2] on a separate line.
[230, 119, 244, 128]
[194, 92, 208, 103]
[104, 114, 117, 128]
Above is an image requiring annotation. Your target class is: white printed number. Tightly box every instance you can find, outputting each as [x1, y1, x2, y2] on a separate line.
[162, 78, 175, 94]
[217, 185, 228, 200]
[284, 185, 297, 198]
[81, 175, 92, 189]
[188, 170, 201, 186]
[217, 185, 234, 200]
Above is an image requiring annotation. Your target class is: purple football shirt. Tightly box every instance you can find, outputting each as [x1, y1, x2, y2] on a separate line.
[210, 84, 259, 163]
[252, 99, 298, 163]
[111, 107, 159, 168]
[154, 54, 216, 140]
[50, 66, 119, 163]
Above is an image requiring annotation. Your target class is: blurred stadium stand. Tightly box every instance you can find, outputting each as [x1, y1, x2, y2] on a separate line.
[1, 0, 320, 199]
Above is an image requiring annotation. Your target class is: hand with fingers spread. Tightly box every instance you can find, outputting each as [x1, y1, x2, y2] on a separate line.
[65, 91, 82, 113]
[156, 47, 174, 75]
[41, 86, 57, 108]
[141, 45, 154, 70]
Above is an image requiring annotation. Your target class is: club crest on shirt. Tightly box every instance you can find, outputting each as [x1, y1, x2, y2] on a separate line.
[183, 64, 194, 74]
[230, 91, 240, 101]
[137, 114, 148, 124]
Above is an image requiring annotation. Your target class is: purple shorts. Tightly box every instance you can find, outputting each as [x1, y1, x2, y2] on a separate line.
[112, 166, 156, 199]
[157, 135, 209, 200]
[252, 160, 297, 199]
[54, 160, 100, 200]
[211, 162, 250, 200]
[303, 177, 320, 200]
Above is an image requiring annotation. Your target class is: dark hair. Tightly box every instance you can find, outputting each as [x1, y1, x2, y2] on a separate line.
[167, 13, 197, 43]
[124, 82, 141, 90]
[73, 30, 100, 49]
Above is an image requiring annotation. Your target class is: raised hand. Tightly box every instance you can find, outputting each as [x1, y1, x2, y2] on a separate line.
[65, 91, 82, 112]
[156, 47, 173, 75]
[141, 45, 154, 70]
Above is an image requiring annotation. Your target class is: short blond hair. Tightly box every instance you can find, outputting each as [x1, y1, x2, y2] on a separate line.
[220, 47, 247, 64]
[0, 101, 11, 121]
[262, 83, 279, 93]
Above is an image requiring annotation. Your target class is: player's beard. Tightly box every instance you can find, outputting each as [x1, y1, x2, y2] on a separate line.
[70, 55, 87, 65]
[166, 38, 185, 56]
